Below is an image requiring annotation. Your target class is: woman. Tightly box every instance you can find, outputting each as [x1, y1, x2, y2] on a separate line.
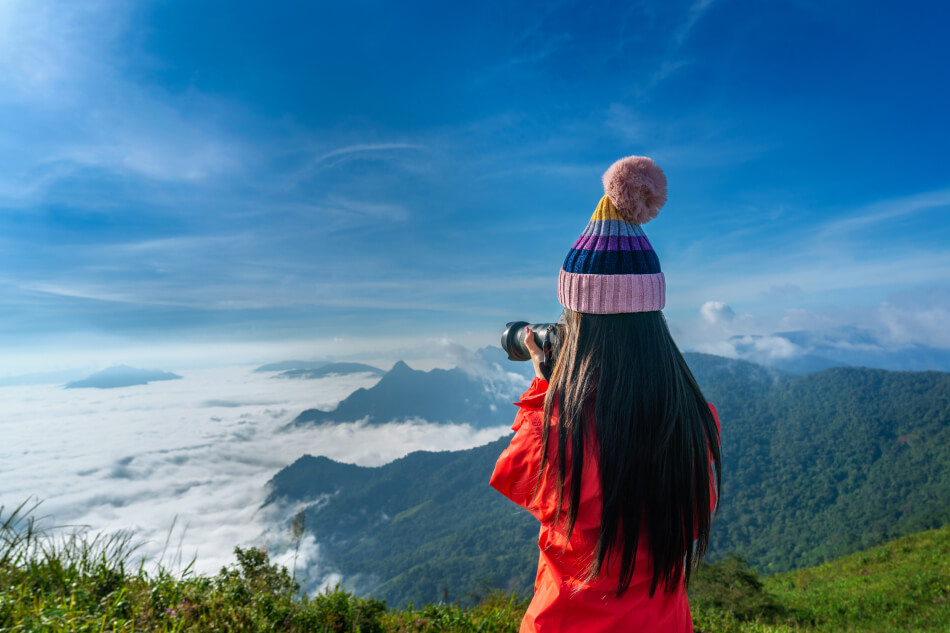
[490, 156, 721, 632]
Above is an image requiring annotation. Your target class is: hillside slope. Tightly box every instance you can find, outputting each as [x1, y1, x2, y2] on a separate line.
[267, 437, 538, 604]
[765, 523, 950, 631]
[716, 367, 950, 571]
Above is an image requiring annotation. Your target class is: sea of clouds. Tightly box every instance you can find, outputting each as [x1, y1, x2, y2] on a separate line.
[0, 364, 511, 578]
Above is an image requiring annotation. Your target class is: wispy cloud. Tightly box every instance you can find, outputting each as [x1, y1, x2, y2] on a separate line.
[0, 162, 79, 208]
[277, 143, 425, 193]
[635, 0, 720, 93]
[13, 271, 553, 315]
[815, 187, 950, 240]
[0, 0, 250, 192]
[107, 234, 255, 255]
[467, 34, 573, 88]
[18, 282, 154, 306]
[315, 143, 424, 164]
[604, 102, 772, 168]
[668, 249, 950, 310]
[320, 195, 411, 223]
[52, 128, 245, 183]
[673, 0, 719, 47]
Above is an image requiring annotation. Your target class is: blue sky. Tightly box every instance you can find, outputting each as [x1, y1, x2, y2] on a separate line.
[1, 0, 949, 374]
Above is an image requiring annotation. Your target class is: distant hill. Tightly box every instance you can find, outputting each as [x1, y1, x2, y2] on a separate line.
[681, 351, 788, 395]
[289, 360, 521, 428]
[265, 455, 377, 506]
[275, 362, 384, 380]
[63, 365, 181, 389]
[254, 360, 329, 373]
[267, 358, 950, 606]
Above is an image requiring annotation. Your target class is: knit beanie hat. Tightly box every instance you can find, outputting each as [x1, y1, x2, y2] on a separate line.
[557, 156, 667, 314]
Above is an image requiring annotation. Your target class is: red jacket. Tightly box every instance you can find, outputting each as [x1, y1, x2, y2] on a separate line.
[489, 377, 720, 633]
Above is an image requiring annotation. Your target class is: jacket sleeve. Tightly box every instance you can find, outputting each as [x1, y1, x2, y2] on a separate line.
[489, 377, 550, 522]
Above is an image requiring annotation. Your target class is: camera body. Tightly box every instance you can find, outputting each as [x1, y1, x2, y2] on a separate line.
[500, 315, 564, 380]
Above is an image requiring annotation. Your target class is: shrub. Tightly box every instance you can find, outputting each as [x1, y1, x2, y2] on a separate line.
[689, 554, 787, 622]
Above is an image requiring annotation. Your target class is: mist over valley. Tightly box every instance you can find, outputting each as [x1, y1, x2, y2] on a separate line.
[0, 357, 518, 578]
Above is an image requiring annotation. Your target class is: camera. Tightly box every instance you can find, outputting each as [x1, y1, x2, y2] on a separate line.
[500, 315, 564, 380]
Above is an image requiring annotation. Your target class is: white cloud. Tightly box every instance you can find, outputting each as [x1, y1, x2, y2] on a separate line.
[687, 300, 765, 347]
[871, 300, 950, 349]
[729, 334, 804, 361]
[690, 301, 807, 363]
[700, 300, 736, 325]
[432, 338, 531, 402]
[691, 340, 738, 359]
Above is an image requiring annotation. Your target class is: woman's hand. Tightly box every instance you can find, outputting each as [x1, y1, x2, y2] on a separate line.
[524, 326, 546, 380]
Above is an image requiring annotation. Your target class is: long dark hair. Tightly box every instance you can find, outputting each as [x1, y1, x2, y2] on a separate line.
[538, 308, 721, 597]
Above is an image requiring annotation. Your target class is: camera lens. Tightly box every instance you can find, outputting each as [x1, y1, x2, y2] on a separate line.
[501, 321, 531, 361]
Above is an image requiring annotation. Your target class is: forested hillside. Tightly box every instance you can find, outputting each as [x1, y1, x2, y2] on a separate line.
[715, 366, 950, 571]
[267, 356, 950, 606]
[268, 437, 538, 604]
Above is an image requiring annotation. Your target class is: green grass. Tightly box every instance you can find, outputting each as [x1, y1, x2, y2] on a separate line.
[765, 523, 950, 632]
[1, 500, 947, 632]
[689, 524, 950, 633]
[0, 499, 525, 632]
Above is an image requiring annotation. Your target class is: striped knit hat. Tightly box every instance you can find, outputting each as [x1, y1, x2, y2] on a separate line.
[557, 156, 667, 314]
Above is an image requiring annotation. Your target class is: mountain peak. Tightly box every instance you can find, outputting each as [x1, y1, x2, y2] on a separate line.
[388, 360, 414, 374]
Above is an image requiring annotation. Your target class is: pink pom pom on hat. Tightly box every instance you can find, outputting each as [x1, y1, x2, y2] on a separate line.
[557, 155, 667, 314]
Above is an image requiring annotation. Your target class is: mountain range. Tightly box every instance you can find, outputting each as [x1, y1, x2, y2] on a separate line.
[266, 353, 950, 606]
[289, 359, 525, 428]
